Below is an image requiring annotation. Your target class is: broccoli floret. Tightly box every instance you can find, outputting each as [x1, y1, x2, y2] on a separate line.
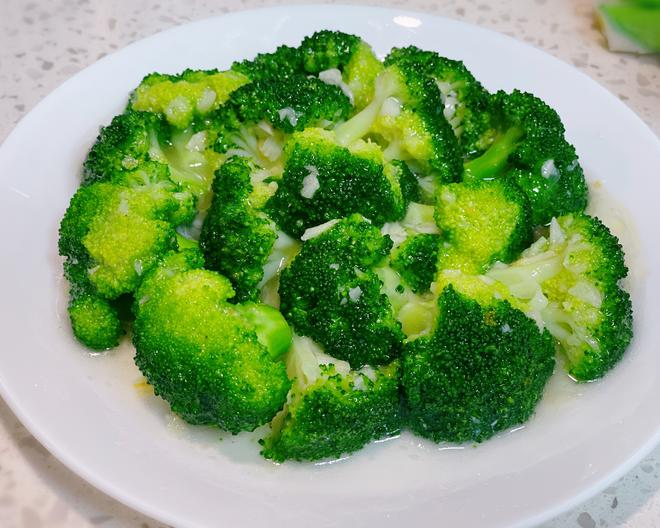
[486, 214, 633, 381]
[232, 45, 304, 82]
[279, 215, 404, 367]
[402, 282, 555, 443]
[59, 161, 195, 300]
[333, 65, 462, 183]
[300, 30, 384, 110]
[83, 110, 222, 201]
[199, 157, 278, 302]
[82, 111, 169, 185]
[385, 46, 496, 156]
[68, 292, 124, 350]
[261, 335, 401, 462]
[133, 263, 292, 432]
[266, 128, 417, 238]
[130, 69, 250, 129]
[390, 233, 441, 294]
[435, 179, 532, 274]
[463, 90, 588, 226]
[229, 74, 352, 134]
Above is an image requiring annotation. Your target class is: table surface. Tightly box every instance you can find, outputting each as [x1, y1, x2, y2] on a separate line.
[1, 0, 659, 527]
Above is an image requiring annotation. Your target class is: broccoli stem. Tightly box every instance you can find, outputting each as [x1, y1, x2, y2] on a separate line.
[334, 69, 400, 147]
[238, 303, 293, 359]
[463, 127, 524, 181]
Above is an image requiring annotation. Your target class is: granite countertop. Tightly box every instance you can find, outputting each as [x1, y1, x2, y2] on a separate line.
[0, 0, 658, 526]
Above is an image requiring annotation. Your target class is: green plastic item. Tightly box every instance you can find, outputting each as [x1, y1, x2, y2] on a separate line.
[597, 1, 660, 53]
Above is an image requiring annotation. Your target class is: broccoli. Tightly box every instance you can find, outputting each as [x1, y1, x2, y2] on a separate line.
[133, 255, 292, 432]
[300, 30, 384, 110]
[200, 74, 352, 172]
[83, 110, 222, 202]
[402, 281, 555, 443]
[463, 90, 588, 226]
[229, 74, 352, 135]
[82, 111, 169, 185]
[279, 215, 404, 367]
[435, 178, 532, 274]
[333, 64, 463, 183]
[261, 335, 401, 462]
[199, 156, 278, 302]
[232, 44, 304, 82]
[60, 161, 195, 300]
[385, 46, 496, 156]
[59, 160, 196, 349]
[390, 233, 441, 294]
[130, 69, 250, 129]
[266, 128, 418, 238]
[67, 289, 124, 350]
[486, 214, 633, 381]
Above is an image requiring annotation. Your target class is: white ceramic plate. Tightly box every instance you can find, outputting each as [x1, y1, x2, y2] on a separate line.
[1, 5, 659, 527]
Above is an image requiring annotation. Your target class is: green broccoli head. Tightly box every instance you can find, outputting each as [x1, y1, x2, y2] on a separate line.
[402, 282, 555, 443]
[266, 128, 417, 238]
[279, 215, 404, 367]
[300, 30, 384, 110]
[385, 46, 496, 156]
[486, 214, 632, 381]
[133, 265, 291, 432]
[435, 178, 532, 274]
[130, 69, 250, 129]
[334, 64, 463, 183]
[59, 161, 195, 300]
[199, 156, 278, 302]
[229, 74, 352, 134]
[390, 233, 441, 294]
[261, 335, 401, 462]
[82, 111, 169, 185]
[232, 45, 304, 82]
[464, 90, 588, 226]
[68, 293, 124, 350]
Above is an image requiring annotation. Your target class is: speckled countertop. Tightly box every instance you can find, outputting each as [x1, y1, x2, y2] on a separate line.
[0, 1, 659, 527]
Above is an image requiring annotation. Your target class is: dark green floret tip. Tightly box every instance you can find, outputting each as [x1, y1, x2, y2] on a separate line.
[279, 215, 404, 368]
[390, 233, 441, 293]
[402, 284, 555, 443]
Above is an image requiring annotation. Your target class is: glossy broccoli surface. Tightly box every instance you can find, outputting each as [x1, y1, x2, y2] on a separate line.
[402, 284, 555, 443]
[435, 178, 532, 274]
[464, 90, 588, 226]
[279, 215, 404, 367]
[133, 259, 291, 432]
[385, 46, 496, 156]
[487, 214, 633, 381]
[59, 30, 634, 462]
[266, 128, 417, 237]
[261, 336, 401, 462]
[199, 156, 277, 302]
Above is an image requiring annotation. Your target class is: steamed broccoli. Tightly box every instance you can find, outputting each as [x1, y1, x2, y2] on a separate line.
[261, 336, 401, 462]
[486, 214, 633, 381]
[59, 31, 634, 462]
[390, 233, 441, 294]
[133, 254, 292, 432]
[266, 128, 418, 237]
[82, 111, 169, 185]
[83, 109, 223, 202]
[333, 64, 462, 183]
[385, 46, 496, 156]
[463, 90, 588, 225]
[402, 281, 555, 443]
[130, 69, 250, 129]
[435, 178, 532, 274]
[232, 44, 304, 82]
[199, 156, 278, 302]
[300, 30, 384, 110]
[279, 215, 404, 367]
